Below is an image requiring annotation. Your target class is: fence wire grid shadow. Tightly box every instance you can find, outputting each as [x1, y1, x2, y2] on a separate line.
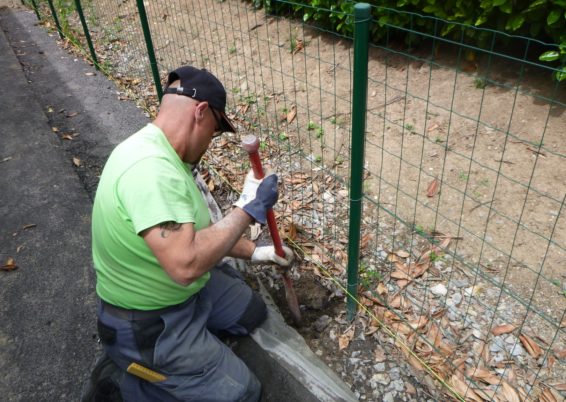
[27, 0, 566, 400]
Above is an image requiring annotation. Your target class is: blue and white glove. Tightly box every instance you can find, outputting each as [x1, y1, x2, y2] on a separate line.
[251, 244, 294, 267]
[234, 170, 278, 224]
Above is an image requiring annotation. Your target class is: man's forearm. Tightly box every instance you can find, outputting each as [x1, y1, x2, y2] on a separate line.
[227, 237, 256, 260]
[190, 208, 253, 274]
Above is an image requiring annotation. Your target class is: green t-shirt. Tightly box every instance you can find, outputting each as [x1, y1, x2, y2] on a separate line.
[92, 123, 211, 310]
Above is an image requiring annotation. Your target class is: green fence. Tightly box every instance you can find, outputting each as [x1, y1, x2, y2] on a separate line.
[27, 0, 566, 400]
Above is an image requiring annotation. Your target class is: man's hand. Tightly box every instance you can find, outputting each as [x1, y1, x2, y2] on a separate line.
[251, 244, 294, 268]
[234, 170, 278, 224]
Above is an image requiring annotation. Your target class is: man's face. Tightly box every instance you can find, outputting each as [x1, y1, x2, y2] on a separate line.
[187, 105, 223, 165]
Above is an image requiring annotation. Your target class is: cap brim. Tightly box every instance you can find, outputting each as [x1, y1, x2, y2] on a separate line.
[219, 111, 237, 133]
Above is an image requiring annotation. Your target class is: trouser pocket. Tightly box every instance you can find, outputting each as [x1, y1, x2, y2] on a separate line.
[97, 319, 117, 346]
[132, 317, 164, 367]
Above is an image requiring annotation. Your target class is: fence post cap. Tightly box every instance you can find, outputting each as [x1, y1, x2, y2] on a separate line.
[354, 3, 371, 15]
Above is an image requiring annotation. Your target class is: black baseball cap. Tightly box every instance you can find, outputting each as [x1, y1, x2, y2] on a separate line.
[164, 66, 236, 133]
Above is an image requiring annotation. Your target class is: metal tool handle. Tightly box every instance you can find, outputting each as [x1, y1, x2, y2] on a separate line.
[242, 135, 285, 258]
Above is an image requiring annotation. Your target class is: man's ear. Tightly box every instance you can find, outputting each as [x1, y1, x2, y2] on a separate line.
[195, 101, 209, 120]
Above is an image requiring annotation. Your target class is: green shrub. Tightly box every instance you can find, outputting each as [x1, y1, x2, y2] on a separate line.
[251, 0, 566, 81]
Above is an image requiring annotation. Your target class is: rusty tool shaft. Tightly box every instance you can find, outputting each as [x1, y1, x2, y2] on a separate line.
[244, 150, 285, 258]
[242, 135, 301, 323]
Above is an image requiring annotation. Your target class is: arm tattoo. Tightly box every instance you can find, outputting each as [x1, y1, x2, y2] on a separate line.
[159, 221, 182, 238]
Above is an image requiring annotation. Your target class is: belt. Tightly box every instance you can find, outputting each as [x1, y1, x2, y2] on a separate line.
[100, 298, 183, 320]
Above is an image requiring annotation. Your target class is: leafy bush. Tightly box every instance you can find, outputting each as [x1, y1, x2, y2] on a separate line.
[251, 0, 566, 81]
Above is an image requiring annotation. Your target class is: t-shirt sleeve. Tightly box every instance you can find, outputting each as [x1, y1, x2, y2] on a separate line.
[116, 157, 197, 234]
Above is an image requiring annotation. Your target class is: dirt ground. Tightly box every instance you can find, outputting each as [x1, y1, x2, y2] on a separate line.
[34, 0, 566, 399]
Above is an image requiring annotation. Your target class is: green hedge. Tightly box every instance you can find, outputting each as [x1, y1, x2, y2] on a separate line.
[252, 0, 566, 81]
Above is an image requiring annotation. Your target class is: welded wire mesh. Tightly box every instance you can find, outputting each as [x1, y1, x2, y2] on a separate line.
[30, 0, 566, 400]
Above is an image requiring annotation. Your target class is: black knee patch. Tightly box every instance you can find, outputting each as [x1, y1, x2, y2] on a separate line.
[237, 291, 267, 333]
[81, 353, 124, 402]
[94, 378, 123, 402]
[97, 320, 117, 346]
[132, 317, 164, 367]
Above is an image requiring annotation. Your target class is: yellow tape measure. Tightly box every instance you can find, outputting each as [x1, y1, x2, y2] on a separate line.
[127, 362, 167, 383]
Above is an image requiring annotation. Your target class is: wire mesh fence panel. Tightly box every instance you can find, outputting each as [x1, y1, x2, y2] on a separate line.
[359, 6, 566, 401]
[28, 0, 566, 400]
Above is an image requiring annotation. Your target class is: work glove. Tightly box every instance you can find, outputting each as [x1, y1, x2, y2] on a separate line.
[234, 170, 278, 224]
[251, 244, 294, 268]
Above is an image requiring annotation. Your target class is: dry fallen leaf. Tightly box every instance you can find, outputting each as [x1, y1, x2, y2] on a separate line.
[376, 282, 388, 296]
[291, 39, 304, 55]
[427, 122, 440, 133]
[407, 354, 425, 372]
[500, 381, 521, 402]
[519, 334, 543, 359]
[73, 157, 82, 167]
[286, 105, 296, 124]
[207, 179, 214, 192]
[426, 178, 440, 197]
[467, 368, 500, 385]
[552, 384, 566, 392]
[239, 103, 250, 115]
[22, 223, 37, 230]
[386, 253, 400, 263]
[62, 134, 74, 141]
[449, 375, 483, 402]
[427, 323, 442, 348]
[51, 127, 59, 133]
[66, 111, 78, 118]
[388, 294, 407, 310]
[391, 269, 412, 281]
[361, 291, 384, 306]
[475, 387, 497, 401]
[374, 347, 386, 362]
[491, 324, 516, 336]
[1, 257, 18, 271]
[539, 388, 559, 402]
[338, 327, 355, 351]
[360, 233, 373, 250]
[554, 348, 566, 359]
[393, 249, 410, 258]
[407, 315, 429, 331]
[285, 222, 298, 242]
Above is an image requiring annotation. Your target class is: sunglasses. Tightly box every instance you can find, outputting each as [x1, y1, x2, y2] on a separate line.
[210, 108, 224, 138]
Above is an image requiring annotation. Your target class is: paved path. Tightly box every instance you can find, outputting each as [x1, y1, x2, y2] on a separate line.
[0, 9, 97, 401]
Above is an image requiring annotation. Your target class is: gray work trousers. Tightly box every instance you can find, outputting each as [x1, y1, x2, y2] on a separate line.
[96, 263, 267, 402]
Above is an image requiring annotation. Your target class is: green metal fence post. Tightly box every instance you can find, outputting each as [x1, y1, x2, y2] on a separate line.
[73, 0, 99, 70]
[29, 0, 41, 20]
[135, 0, 163, 101]
[46, 0, 63, 39]
[346, 3, 371, 321]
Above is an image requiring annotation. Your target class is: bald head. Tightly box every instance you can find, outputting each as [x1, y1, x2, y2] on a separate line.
[158, 80, 198, 117]
[153, 79, 217, 164]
